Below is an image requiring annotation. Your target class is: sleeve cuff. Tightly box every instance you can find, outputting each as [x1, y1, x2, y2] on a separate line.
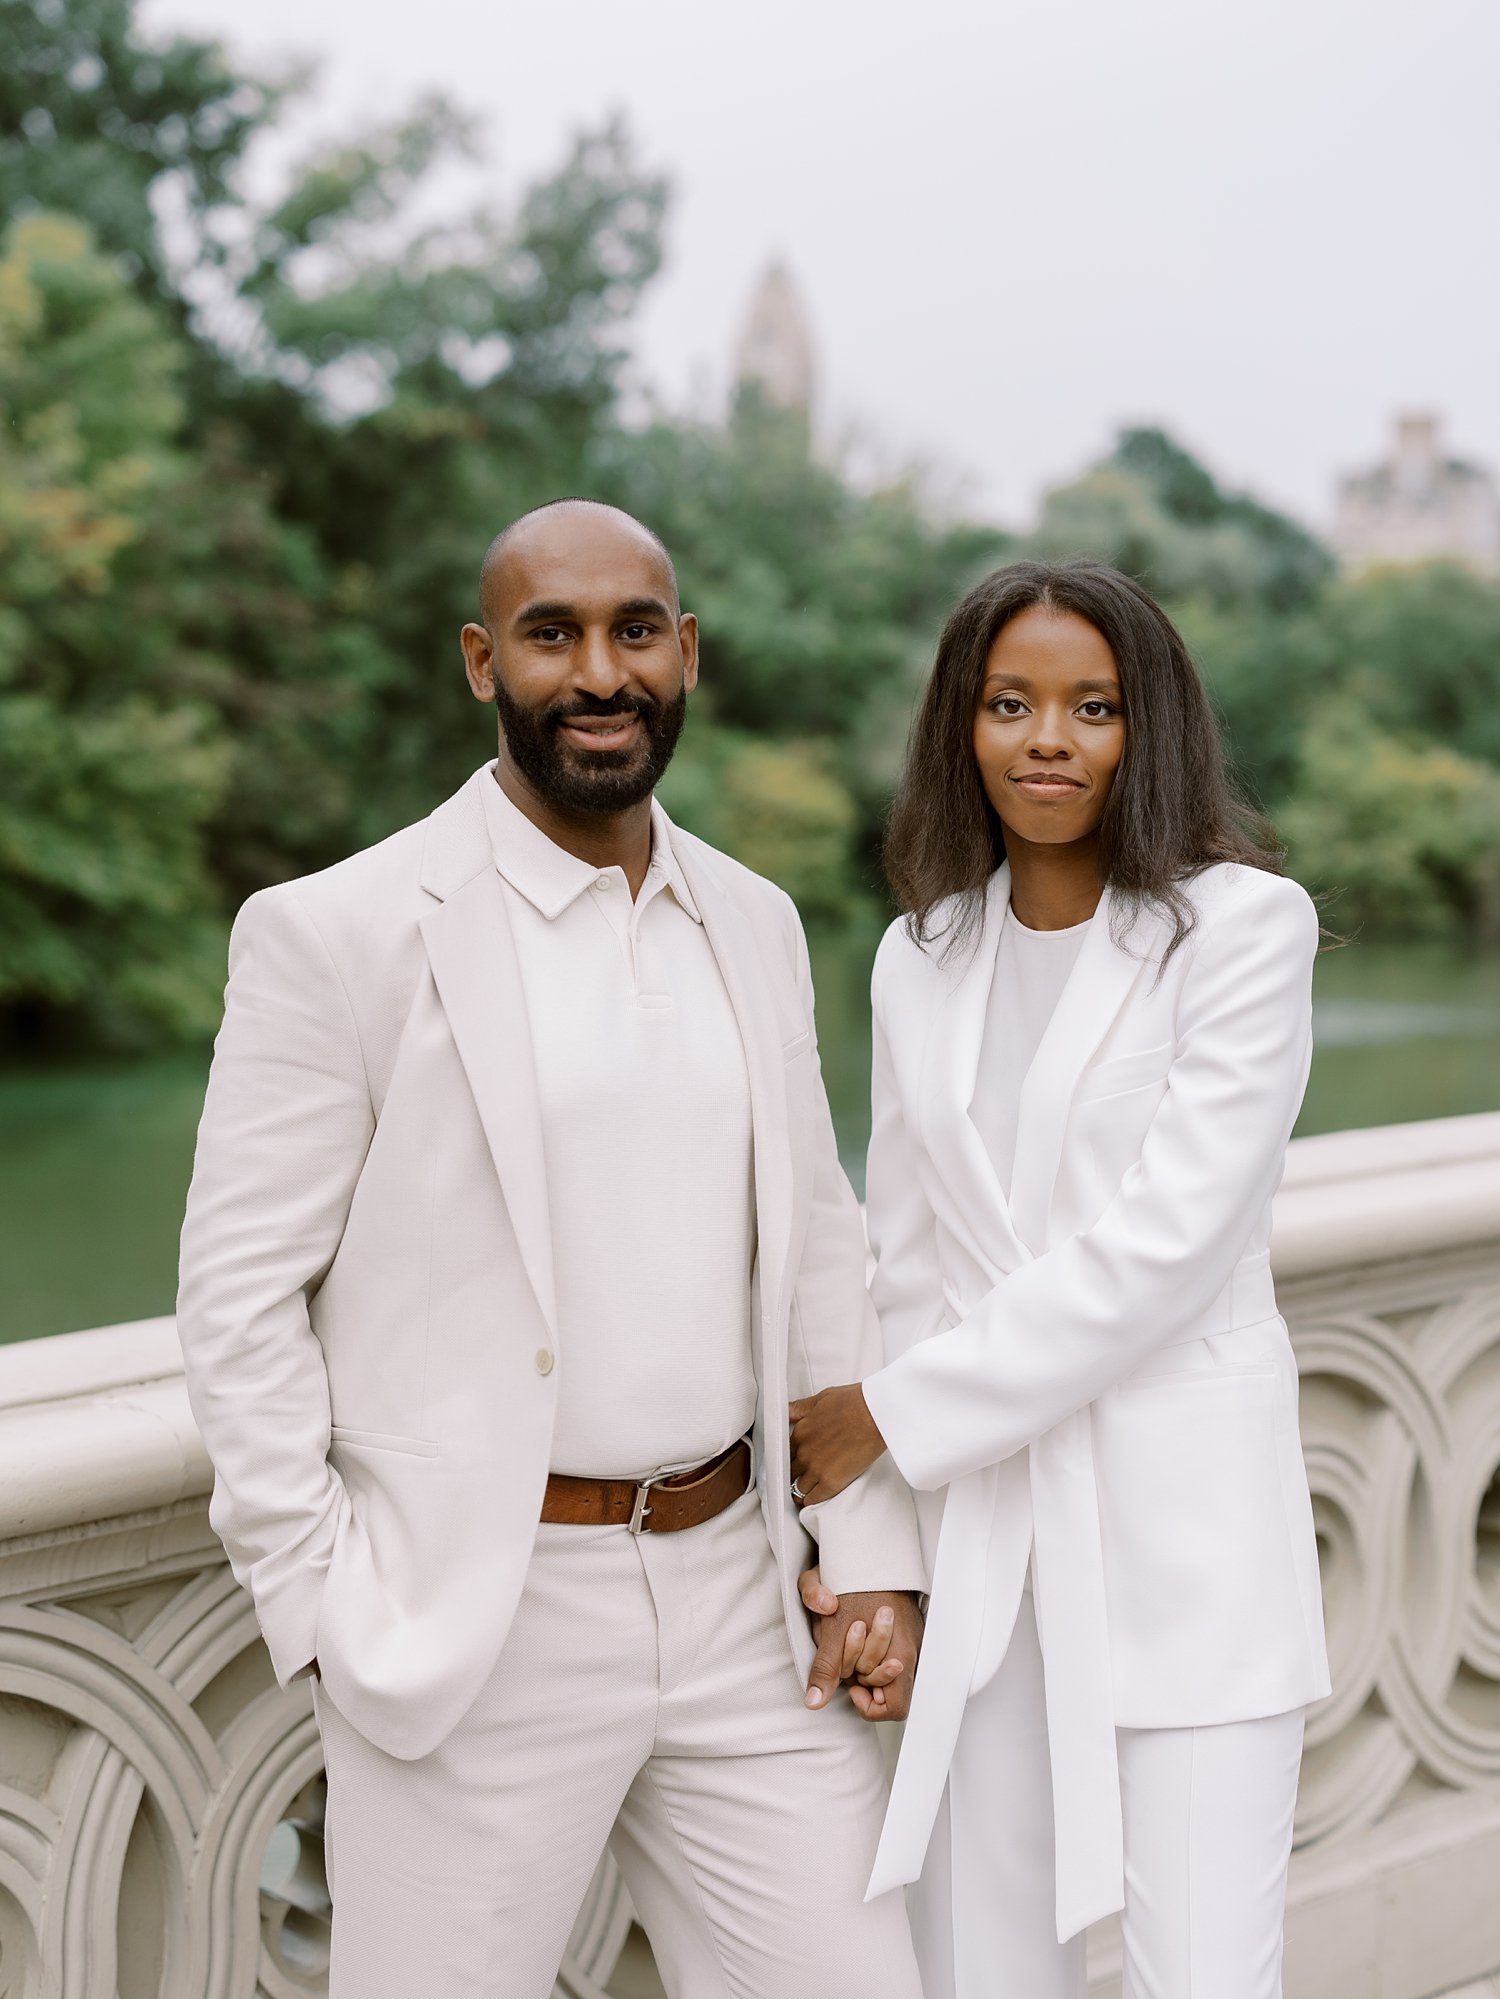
[860, 1358, 947, 1494]
[800, 1453, 927, 1595]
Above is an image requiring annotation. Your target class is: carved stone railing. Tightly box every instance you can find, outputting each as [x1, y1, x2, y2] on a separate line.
[1088, 1112, 1500, 1999]
[0, 1323, 632, 1999]
[1, 1112, 1498, 1999]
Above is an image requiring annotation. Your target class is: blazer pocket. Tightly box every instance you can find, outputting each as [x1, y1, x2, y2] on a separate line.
[1075, 1041, 1174, 1104]
[329, 1425, 440, 1458]
[782, 1029, 813, 1063]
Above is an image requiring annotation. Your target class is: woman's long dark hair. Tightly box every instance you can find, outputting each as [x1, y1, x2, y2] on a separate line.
[884, 559, 1278, 961]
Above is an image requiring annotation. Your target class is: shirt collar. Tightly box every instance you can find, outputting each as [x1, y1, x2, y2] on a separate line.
[478, 766, 701, 924]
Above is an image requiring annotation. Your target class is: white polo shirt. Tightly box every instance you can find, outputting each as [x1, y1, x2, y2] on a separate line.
[479, 770, 757, 1480]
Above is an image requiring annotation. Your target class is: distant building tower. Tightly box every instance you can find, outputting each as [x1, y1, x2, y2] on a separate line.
[733, 262, 815, 423]
[1334, 413, 1500, 577]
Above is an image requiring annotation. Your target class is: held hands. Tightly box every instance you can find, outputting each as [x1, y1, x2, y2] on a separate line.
[798, 1568, 923, 1721]
[790, 1387, 917, 1719]
[788, 1383, 888, 1505]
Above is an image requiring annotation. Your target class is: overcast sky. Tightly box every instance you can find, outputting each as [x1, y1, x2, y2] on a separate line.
[140, 0, 1498, 532]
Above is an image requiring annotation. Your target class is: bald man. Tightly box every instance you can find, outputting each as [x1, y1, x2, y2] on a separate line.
[177, 499, 927, 1998]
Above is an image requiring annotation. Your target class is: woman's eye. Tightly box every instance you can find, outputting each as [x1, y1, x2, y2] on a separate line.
[1079, 700, 1116, 719]
[992, 696, 1026, 716]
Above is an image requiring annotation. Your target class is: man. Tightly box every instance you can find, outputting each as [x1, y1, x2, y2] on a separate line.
[177, 499, 927, 1998]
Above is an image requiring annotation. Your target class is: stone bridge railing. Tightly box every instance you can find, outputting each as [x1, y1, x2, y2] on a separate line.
[2, 1112, 1499, 1999]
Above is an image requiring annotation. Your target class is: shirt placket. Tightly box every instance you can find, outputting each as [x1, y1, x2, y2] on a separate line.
[589, 865, 667, 995]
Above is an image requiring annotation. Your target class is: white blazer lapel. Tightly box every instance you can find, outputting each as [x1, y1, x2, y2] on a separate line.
[919, 869, 1027, 1278]
[418, 784, 557, 1338]
[682, 854, 800, 1340]
[1007, 886, 1163, 1253]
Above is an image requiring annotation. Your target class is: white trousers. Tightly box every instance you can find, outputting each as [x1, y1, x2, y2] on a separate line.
[909, 1589, 1305, 1999]
[313, 1489, 923, 1999]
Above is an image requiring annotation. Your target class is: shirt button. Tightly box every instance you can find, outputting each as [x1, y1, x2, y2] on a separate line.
[535, 1348, 555, 1377]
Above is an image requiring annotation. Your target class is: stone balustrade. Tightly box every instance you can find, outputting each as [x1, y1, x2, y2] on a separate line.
[1, 1111, 1498, 1998]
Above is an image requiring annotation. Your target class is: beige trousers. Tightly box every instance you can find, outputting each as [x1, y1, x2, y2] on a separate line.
[910, 1587, 1305, 1999]
[314, 1488, 923, 1999]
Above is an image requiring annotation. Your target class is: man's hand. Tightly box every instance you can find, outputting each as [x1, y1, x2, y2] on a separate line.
[799, 1568, 923, 1721]
[789, 1383, 887, 1504]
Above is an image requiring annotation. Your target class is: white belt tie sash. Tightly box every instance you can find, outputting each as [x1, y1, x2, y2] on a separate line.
[864, 1421, 1124, 1944]
[866, 1257, 1280, 1938]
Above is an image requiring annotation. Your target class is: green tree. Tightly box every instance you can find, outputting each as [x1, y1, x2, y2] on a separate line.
[1307, 566, 1500, 767]
[660, 715, 862, 923]
[1028, 426, 1332, 613]
[0, 213, 230, 1040]
[1279, 698, 1500, 943]
[220, 112, 670, 843]
[0, 0, 282, 312]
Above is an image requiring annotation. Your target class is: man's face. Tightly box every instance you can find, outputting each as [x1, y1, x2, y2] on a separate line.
[461, 510, 699, 816]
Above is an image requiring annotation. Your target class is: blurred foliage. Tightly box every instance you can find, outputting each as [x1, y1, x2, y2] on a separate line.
[0, 0, 1498, 1048]
[1279, 700, 1500, 940]
[1029, 426, 1333, 614]
[1029, 434, 1500, 944]
[659, 710, 861, 923]
[0, 212, 229, 1039]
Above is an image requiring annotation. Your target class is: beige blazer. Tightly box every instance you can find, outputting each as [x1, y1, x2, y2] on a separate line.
[177, 767, 920, 1760]
[860, 862, 1331, 1940]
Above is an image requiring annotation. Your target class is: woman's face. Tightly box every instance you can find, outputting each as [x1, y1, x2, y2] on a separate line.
[973, 606, 1126, 850]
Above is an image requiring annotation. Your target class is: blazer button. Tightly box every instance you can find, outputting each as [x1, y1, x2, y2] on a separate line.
[535, 1348, 555, 1377]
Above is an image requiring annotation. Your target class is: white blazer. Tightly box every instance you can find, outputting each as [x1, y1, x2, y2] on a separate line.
[176, 767, 920, 1761]
[859, 861, 1331, 1940]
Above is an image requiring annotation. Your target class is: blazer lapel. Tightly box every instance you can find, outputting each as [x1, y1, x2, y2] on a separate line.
[1007, 886, 1164, 1252]
[677, 843, 799, 1342]
[919, 869, 1027, 1278]
[418, 775, 557, 1338]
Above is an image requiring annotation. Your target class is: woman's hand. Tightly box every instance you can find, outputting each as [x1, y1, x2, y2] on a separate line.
[798, 1567, 923, 1720]
[789, 1384, 888, 1504]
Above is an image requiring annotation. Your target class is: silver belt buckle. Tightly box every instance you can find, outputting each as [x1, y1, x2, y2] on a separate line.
[628, 1475, 659, 1535]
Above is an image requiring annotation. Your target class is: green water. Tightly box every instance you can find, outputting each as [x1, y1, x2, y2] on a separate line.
[3, 938, 1499, 1346]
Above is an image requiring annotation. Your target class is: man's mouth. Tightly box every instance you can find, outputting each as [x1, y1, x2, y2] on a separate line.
[557, 714, 644, 753]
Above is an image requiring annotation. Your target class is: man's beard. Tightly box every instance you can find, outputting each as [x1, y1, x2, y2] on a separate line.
[492, 675, 687, 815]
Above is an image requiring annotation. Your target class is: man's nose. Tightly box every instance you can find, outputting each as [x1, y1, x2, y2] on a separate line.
[574, 628, 628, 696]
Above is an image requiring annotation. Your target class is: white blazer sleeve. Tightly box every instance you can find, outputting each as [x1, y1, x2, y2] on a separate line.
[781, 911, 926, 1594]
[862, 878, 1318, 1493]
[866, 959, 943, 1367]
[176, 886, 372, 1683]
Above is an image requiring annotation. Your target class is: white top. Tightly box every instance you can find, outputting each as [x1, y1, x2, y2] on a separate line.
[479, 772, 757, 1479]
[971, 905, 1092, 1197]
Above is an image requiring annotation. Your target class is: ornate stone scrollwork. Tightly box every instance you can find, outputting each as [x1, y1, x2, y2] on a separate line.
[0, 1542, 634, 1998]
[5, 1117, 1500, 1997]
[1291, 1275, 1500, 1850]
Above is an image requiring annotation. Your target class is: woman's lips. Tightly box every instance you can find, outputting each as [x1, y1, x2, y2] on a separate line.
[1011, 774, 1085, 798]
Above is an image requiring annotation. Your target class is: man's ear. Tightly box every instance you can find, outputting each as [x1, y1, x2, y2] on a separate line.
[678, 611, 700, 693]
[460, 622, 497, 703]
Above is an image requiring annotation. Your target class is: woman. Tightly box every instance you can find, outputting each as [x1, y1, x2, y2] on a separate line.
[789, 560, 1329, 1998]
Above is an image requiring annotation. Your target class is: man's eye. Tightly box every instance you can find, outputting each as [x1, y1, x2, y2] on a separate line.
[621, 623, 653, 641]
[534, 626, 566, 642]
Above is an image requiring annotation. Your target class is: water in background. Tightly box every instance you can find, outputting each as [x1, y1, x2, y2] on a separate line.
[2, 936, 1498, 1344]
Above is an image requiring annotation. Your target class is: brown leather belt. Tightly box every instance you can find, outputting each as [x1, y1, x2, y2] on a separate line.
[541, 1439, 752, 1535]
